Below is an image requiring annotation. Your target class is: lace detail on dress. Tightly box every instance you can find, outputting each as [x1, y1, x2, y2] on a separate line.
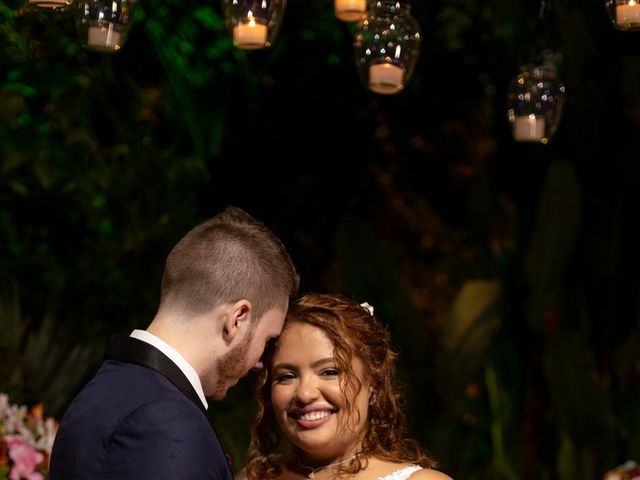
[376, 465, 423, 480]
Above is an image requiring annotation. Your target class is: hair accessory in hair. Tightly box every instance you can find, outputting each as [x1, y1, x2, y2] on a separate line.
[360, 302, 374, 316]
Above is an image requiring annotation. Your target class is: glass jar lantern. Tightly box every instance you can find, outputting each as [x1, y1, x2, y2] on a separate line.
[606, 0, 640, 31]
[222, 0, 287, 50]
[75, 0, 136, 52]
[506, 51, 566, 144]
[353, 1, 421, 95]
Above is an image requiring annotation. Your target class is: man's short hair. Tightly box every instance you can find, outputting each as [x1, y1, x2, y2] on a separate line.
[158, 206, 299, 319]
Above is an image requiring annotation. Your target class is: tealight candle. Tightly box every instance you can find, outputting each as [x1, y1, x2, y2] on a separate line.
[334, 0, 367, 22]
[28, 0, 69, 8]
[513, 115, 545, 142]
[87, 26, 122, 51]
[368, 64, 405, 94]
[616, 2, 640, 26]
[233, 23, 269, 49]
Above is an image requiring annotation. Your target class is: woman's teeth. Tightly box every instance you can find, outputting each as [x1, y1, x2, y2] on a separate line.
[298, 411, 331, 421]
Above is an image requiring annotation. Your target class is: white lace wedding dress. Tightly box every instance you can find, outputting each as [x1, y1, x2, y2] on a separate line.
[236, 464, 423, 480]
[376, 465, 423, 479]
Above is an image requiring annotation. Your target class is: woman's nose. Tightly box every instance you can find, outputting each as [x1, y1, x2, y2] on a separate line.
[294, 376, 319, 404]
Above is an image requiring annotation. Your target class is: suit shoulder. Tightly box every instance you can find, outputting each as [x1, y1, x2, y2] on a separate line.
[79, 360, 199, 411]
[115, 397, 210, 434]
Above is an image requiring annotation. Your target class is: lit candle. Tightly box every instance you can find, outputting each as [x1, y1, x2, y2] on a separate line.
[28, 0, 69, 7]
[513, 115, 545, 142]
[334, 0, 367, 22]
[233, 22, 268, 49]
[616, 1, 640, 26]
[87, 26, 122, 52]
[368, 63, 405, 94]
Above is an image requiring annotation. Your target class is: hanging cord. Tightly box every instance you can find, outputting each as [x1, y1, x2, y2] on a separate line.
[538, 0, 546, 20]
[517, 0, 554, 67]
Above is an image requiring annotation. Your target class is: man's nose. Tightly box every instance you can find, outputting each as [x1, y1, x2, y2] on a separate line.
[251, 360, 264, 372]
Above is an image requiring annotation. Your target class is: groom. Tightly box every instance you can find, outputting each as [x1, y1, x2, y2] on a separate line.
[49, 206, 299, 479]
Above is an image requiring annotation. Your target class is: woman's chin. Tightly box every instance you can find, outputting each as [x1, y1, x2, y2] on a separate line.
[292, 435, 339, 459]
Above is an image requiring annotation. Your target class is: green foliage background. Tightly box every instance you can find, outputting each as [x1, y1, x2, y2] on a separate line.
[1, 0, 639, 478]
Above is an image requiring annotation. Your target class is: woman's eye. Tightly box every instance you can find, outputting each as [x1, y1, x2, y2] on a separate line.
[273, 372, 295, 383]
[320, 368, 339, 377]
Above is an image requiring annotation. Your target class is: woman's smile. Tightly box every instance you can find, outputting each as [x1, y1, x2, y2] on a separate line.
[270, 322, 370, 459]
[289, 407, 336, 428]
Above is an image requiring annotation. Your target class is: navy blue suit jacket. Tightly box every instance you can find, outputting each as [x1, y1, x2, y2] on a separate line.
[50, 336, 234, 480]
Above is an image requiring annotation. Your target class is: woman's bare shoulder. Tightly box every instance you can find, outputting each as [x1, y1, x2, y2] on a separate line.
[410, 468, 454, 480]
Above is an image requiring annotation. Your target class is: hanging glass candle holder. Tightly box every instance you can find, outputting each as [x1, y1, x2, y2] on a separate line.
[222, 0, 286, 50]
[26, 0, 72, 11]
[335, 0, 367, 22]
[506, 50, 566, 144]
[75, 0, 136, 52]
[606, 0, 640, 31]
[353, 1, 421, 95]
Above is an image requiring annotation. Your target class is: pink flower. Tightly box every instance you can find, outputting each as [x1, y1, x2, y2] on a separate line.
[4, 436, 44, 480]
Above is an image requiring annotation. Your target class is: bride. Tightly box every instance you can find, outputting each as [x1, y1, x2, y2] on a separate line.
[239, 293, 453, 480]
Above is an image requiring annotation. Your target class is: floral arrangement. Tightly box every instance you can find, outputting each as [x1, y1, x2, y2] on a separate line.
[0, 394, 58, 480]
[604, 460, 640, 480]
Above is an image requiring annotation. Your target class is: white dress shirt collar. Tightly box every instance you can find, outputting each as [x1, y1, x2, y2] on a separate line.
[130, 329, 208, 410]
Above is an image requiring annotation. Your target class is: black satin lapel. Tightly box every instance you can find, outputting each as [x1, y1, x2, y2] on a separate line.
[104, 335, 206, 416]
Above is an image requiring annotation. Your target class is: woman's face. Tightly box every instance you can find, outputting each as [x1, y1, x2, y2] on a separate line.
[269, 322, 371, 461]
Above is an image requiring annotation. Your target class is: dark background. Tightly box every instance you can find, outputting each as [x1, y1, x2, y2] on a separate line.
[1, 0, 639, 478]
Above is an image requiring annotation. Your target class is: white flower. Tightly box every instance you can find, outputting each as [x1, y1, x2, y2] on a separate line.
[359, 302, 374, 316]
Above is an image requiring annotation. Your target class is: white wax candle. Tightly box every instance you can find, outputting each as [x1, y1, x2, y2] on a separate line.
[233, 23, 268, 49]
[368, 64, 405, 95]
[28, 0, 69, 7]
[513, 115, 546, 142]
[87, 26, 122, 52]
[616, 3, 640, 26]
[334, 0, 367, 22]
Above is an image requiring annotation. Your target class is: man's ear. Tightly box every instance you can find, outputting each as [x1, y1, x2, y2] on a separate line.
[223, 300, 252, 341]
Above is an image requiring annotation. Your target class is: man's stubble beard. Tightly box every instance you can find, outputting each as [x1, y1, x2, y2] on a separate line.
[206, 332, 253, 400]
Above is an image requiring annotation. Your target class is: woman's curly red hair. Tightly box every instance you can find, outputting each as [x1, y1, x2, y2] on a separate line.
[244, 292, 436, 479]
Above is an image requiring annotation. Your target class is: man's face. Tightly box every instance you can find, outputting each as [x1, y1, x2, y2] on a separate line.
[209, 306, 286, 400]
